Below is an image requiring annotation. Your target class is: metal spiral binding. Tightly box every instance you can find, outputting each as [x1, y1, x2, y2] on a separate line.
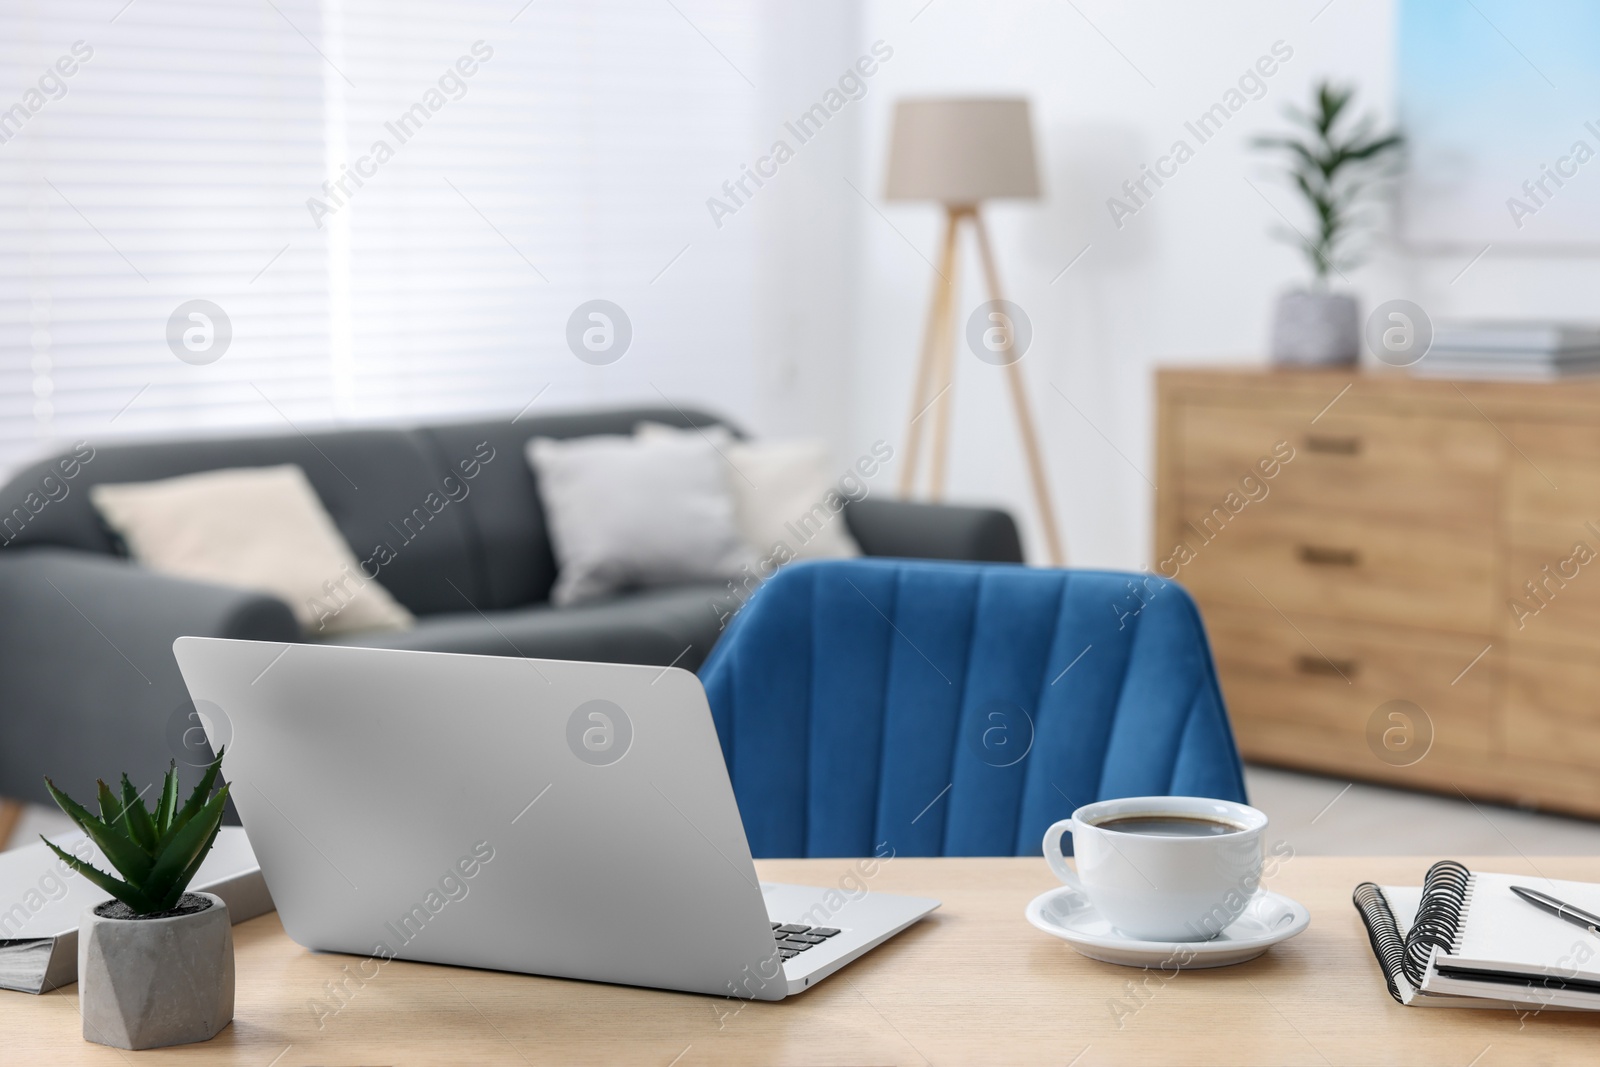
[1352, 882, 1408, 1003]
[1403, 859, 1472, 988]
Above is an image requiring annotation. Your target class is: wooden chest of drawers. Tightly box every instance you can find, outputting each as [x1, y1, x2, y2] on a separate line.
[1156, 367, 1600, 816]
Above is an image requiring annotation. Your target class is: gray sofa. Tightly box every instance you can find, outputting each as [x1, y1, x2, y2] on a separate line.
[0, 406, 1023, 808]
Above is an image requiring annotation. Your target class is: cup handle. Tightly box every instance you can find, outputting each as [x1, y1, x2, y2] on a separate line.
[1043, 818, 1084, 892]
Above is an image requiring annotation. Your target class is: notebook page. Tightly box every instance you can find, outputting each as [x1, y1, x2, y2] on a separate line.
[1445, 873, 1600, 982]
[1383, 885, 1421, 938]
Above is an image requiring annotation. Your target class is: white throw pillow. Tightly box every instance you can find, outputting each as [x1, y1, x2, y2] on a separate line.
[526, 433, 755, 606]
[636, 424, 862, 561]
[89, 465, 414, 635]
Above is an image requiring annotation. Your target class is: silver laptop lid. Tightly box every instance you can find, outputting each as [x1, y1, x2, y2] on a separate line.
[172, 637, 787, 1000]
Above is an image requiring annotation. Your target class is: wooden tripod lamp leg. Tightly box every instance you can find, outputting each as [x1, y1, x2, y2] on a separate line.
[899, 208, 962, 498]
[902, 207, 960, 502]
[926, 208, 965, 500]
[970, 208, 1066, 566]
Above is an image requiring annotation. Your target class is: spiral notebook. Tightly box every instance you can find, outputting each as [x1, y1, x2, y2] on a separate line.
[1353, 861, 1600, 1011]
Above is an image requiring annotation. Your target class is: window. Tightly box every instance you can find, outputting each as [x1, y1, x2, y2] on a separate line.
[0, 0, 763, 474]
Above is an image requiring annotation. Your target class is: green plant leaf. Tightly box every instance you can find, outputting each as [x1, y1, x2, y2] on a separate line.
[160, 747, 225, 849]
[1254, 79, 1401, 286]
[1281, 103, 1316, 130]
[1341, 134, 1403, 162]
[1292, 171, 1317, 204]
[1257, 138, 1323, 178]
[1318, 83, 1352, 134]
[144, 783, 230, 906]
[119, 774, 158, 852]
[155, 761, 180, 836]
[40, 836, 160, 914]
[95, 779, 120, 825]
[161, 819, 225, 911]
[43, 777, 154, 884]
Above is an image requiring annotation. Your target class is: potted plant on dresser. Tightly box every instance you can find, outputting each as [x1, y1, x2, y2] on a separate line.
[41, 752, 234, 1050]
[1254, 81, 1403, 366]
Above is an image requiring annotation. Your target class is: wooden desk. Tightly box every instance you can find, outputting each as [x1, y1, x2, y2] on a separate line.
[8, 856, 1600, 1065]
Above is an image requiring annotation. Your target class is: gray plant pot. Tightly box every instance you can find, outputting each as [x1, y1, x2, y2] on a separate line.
[78, 892, 234, 1050]
[1270, 290, 1360, 366]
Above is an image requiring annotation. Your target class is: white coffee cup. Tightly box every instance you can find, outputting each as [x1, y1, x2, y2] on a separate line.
[1043, 795, 1267, 942]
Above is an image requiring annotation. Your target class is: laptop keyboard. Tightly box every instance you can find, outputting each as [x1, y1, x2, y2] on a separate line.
[771, 922, 840, 959]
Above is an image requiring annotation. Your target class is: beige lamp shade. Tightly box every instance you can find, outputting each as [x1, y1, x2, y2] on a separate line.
[884, 98, 1040, 204]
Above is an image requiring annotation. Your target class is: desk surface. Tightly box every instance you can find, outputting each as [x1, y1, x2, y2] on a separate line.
[7, 855, 1600, 1065]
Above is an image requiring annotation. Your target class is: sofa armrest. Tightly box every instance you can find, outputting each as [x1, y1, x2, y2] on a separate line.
[0, 548, 299, 808]
[844, 498, 1024, 563]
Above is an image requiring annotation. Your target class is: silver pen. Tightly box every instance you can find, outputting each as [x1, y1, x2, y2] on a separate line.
[1510, 884, 1600, 936]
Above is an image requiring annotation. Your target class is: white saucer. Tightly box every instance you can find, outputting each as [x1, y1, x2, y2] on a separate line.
[1024, 885, 1311, 969]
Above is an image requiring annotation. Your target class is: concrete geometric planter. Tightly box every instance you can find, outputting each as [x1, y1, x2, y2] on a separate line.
[1270, 289, 1360, 366]
[78, 892, 234, 1050]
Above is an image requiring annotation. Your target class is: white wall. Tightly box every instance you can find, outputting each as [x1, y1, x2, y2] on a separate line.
[821, 0, 1600, 568]
[19, 0, 1590, 552]
[746, 2, 863, 451]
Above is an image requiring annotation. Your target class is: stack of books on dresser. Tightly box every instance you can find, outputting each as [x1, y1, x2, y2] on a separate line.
[1418, 322, 1600, 379]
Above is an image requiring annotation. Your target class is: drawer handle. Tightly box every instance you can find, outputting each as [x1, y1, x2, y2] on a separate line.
[1295, 655, 1357, 678]
[1298, 544, 1361, 567]
[1305, 434, 1362, 455]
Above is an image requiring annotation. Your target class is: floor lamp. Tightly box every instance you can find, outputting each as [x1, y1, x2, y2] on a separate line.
[884, 98, 1065, 565]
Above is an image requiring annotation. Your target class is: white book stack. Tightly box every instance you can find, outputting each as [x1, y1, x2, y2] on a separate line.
[1416, 322, 1600, 380]
[0, 827, 270, 993]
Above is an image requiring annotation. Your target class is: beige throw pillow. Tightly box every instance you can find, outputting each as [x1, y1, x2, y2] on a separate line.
[89, 465, 413, 635]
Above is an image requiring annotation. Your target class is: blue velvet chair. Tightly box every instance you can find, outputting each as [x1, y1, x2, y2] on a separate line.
[698, 558, 1247, 858]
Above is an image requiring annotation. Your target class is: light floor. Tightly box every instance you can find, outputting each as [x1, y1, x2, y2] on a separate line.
[9, 765, 1600, 857]
[1245, 764, 1600, 856]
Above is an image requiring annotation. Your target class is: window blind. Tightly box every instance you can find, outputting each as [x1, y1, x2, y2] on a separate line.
[0, 0, 762, 474]
[0, 0, 331, 468]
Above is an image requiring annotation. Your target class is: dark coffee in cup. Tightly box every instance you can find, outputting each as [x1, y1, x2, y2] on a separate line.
[1093, 814, 1244, 837]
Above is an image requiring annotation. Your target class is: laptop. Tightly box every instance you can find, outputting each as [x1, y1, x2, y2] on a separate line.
[172, 637, 938, 1000]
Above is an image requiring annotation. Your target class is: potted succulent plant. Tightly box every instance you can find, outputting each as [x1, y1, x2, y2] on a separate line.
[1253, 82, 1403, 366]
[42, 751, 234, 1050]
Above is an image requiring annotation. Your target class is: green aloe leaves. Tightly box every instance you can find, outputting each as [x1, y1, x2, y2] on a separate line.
[41, 750, 229, 915]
